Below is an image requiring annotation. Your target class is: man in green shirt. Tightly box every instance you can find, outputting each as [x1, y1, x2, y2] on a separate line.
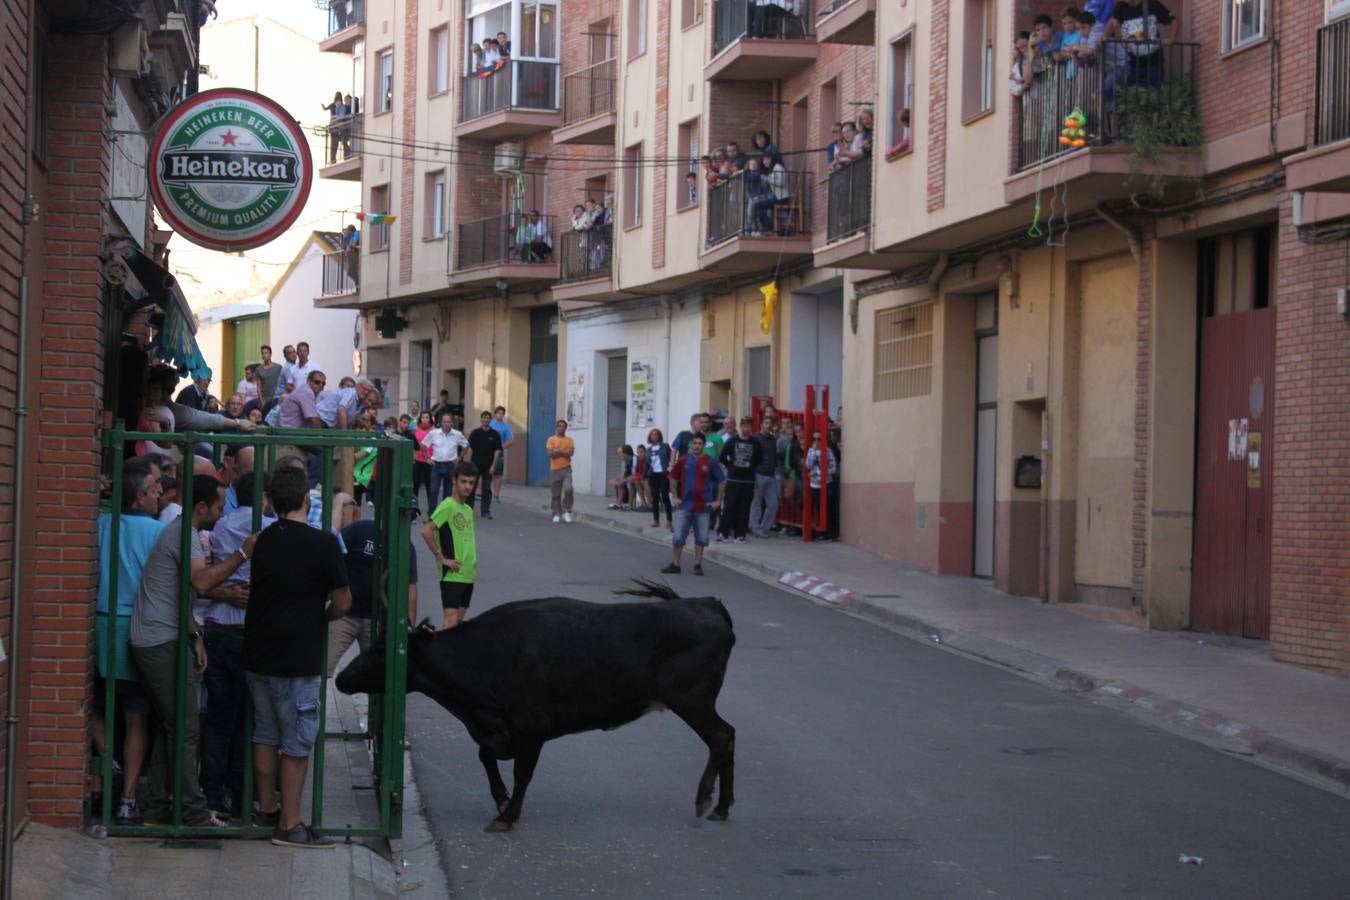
[421, 461, 479, 630]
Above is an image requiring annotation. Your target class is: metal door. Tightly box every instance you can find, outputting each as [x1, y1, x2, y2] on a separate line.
[605, 355, 628, 488]
[527, 362, 557, 486]
[974, 332, 998, 578]
[1191, 308, 1274, 638]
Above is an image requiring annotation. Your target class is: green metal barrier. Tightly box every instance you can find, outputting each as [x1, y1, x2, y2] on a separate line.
[95, 427, 412, 839]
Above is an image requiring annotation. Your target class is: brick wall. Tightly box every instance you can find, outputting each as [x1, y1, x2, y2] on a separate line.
[25, 30, 115, 826]
[0, 0, 30, 837]
[926, 0, 949, 211]
[1271, 200, 1350, 675]
[398, 0, 418, 285]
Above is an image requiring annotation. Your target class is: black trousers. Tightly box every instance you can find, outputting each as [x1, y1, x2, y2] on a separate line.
[719, 481, 755, 538]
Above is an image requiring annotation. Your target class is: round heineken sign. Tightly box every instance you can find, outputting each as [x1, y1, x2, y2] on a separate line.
[150, 89, 313, 252]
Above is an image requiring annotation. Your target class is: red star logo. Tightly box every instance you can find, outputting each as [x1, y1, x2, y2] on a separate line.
[220, 130, 238, 146]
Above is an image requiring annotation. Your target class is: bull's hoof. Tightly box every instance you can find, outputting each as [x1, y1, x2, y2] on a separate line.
[706, 808, 729, 822]
[695, 798, 712, 819]
[484, 817, 514, 833]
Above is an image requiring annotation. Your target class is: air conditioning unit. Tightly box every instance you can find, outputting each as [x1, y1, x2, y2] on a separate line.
[493, 141, 524, 176]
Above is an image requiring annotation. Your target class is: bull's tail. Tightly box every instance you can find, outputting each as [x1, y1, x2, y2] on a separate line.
[614, 578, 682, 601]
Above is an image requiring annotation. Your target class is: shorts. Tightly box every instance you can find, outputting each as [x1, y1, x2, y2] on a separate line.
[439, 580, 475, 610]
[93, 677, 149, 715]
[672, 508, 711, 548]
[245, 673, 322, 758]
[493, 455, 505, 477]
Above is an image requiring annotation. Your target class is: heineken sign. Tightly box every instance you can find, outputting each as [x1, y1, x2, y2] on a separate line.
[150, 89, 312, 252]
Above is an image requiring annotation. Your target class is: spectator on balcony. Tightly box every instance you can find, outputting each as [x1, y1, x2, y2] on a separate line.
[889, 108, 912, 155]
[1105, 0, 1175, 86]
[1031, 15, 1059, 59]
[321, 91, 348, 164]
[751, 130, 784, 171]
[1010, 32, 1034, 97]
[829, 121, 866, 171]
[725, 141, 749, 171]
[685, 171, 699, 206]
[743, 157, 770, 234]
[589, 201, 613, 269]
[518, 209, 553, 262]
[496, 31, 512, 56]
[705, 149, 732, 185]
[1055, 7, 1082, 58]
[751, 153, 788, 234]
[470, 42, 484, 71]
[858, 109, 875, 156]
[330, 0, 351, 31]
[1063, 10, 1102, 79]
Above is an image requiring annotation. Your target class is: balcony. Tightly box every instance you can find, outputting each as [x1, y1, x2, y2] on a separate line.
[1006, 41, 1203, 207]
[450, 213, 560, 288]
[552, 226, 624, 302]
[314, 248, 359, 308]
[318, 113, 362, 181]
[458, 61, 561, 140]
[149, 12, 197, 77]
[553, 59, 616, 146]
[701, 169, 813, 271]
[814, 0, 875, 46]
[1286, 18, 1350, 193]
[706, 0, 818, 82]
[318, 0, 365, 53]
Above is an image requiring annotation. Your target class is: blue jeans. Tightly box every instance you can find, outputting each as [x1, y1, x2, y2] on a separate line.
[201, 626, 246, 805]
[672, 507, 711, 548]
[431, 461, 456, 508]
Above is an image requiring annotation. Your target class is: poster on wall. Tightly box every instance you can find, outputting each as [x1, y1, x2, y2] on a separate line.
[629, 359, 657, 428]
[565, 365, 588, 429]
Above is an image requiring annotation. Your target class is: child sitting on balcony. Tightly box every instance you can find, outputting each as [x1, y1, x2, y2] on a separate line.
[751, 154, 789, 234]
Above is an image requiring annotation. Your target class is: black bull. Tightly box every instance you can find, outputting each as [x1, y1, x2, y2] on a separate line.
[335, 581, 736, 832]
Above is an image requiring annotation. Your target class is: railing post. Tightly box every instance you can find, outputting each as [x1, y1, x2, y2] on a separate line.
[100, 432, 126, 831]
[802, 385, 815, 542]
[171, 441, 198, 831]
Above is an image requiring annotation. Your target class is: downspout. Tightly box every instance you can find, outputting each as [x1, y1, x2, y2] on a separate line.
[3, 2, 36, 889]
[1095, 203, 1141, 261]
[928, 252, 950, 298]
[662, 297, 673, 433]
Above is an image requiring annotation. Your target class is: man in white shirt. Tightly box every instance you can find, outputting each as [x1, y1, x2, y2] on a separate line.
[316, 378, 382, 428]
[288, 341, 319, 391]
[274, 345, 298, 400]
[420, 412, 470, 506]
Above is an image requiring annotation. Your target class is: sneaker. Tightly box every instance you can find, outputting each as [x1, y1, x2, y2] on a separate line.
[563, 512, 573, 523]
[608, 503, 622, 510]
[692, 564, 704, 576]
[114, 798, 141, 826]
[190, 811, 230, 828]
[552, 515, 561, 524]
[483, 511, 493, 519]
[715, 535, 727, 543]
[271, 822, 335, 849]
[734, 537, 748, 544]
[660, 563, 680, 574]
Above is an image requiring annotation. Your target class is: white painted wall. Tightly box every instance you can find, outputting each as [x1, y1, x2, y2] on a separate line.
[269, 242, 362, 381]
[562, 299, 702, 495]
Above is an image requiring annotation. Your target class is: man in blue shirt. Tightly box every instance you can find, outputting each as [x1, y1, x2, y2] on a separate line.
[661, 433, 726, 577]
[331, 514, 420, 677]
[488, 406, 514, 501]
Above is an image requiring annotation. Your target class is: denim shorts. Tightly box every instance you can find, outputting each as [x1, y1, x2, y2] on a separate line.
[672, 508, 711, 548]
[245, 673, 322, 758]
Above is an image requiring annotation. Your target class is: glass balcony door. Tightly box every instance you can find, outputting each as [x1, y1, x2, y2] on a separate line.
[465, 0, 560, 110]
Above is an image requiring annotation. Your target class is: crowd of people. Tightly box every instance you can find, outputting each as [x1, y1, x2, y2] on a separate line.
[320, 92, 360, 164]
[469, 30, 513, 76]
[702, 131, 794, 238]
[569, 197, 614, 272]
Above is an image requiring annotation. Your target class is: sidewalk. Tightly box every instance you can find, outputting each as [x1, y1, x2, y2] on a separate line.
[13, 674, 449, 900]
[500, 484, 1350, 796]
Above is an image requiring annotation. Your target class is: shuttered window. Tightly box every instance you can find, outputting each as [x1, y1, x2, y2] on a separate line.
[873, 301, 934, 401]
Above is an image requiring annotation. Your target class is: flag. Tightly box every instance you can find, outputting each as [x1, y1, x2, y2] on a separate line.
[759, 281, 778, 335]
[356, 212, 397, 224]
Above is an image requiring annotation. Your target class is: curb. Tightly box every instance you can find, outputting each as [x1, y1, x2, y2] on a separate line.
[497, 493, 1350, 797]
[389, 747, 452, 898]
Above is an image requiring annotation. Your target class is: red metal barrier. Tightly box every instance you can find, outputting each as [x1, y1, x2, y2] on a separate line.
[752, 387, 831, 542]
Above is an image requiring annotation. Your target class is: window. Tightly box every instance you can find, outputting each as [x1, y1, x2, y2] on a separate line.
[628, 0, 647, 59]
[678, 119, 699, 209]
[819, 77, 838, 154]
[624, 144, 642, 228]
[425, 171, 446, 239]
[520, 1, 559, 58]
[377, 49, 394, 113]
[1332, 0, 1350, 22]
[681, 0, 702, 29]
[429, 27, 449, 94]
[889, 33, 914, 153]
[873, 301, 933, 401]
[1223, 0, 1267, 51]
[962, 0, 993, 120]
[370, 185, 390, 250]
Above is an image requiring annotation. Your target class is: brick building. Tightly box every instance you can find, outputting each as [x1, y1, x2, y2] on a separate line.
[0, 0, 202, 875]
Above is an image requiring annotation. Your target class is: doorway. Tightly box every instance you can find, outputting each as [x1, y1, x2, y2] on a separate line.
[745, 345, 771, 415]
[973, 292, 998, 578]
[409, 339, 433, 411]
[605, 354, 628, 491]
[526, 308, 558, 486]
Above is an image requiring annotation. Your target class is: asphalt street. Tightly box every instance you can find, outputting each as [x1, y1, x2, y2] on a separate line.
[402, 502, 1350, 899]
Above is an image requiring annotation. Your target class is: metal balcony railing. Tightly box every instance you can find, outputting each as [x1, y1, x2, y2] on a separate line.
[1316, 18, 1350, 146]
[706, 169, 811, 246]
[1016, 40, 1199, 171]
[321, 248, 359, 295]
[826, 159, 871, 242]
[461, 61, 559, 122]
[321, 0, 365, 37]
[712, 0, 813, 55]
[563, 58, 616, 124]
[456, 213, 558, 270]
[321, 112, 362, 166]
[558, 227, 612, 283]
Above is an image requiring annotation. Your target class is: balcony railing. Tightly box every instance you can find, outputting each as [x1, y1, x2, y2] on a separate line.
[1316, 17, 1350, 146]
[461, 61, 559, 122]
[706, 169, 811, 246]
[826, 159, 871, 242]
[321, 112, 362, 165]
[1016, 40, 1199, 171]
[558, 226, 612, 283]
[321, 248, 359, 295]
[563, 58, 616, 124]
[456, 213, 558, 270]
[322, 0, 365, 37]
[712, 0, 813, 55]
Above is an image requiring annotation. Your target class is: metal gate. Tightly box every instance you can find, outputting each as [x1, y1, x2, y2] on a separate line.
[95, 427, 411, 838]
[1191, 308, 1274, 638]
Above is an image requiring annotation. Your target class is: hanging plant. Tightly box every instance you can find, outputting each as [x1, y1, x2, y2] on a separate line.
[1117, 73, 1205, 203]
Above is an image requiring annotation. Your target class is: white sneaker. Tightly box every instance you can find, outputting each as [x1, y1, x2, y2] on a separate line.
[563, 512, 573, 523]
[552, 515, 561, 524]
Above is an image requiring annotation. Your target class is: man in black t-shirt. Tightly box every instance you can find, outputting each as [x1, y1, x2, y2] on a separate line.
[717, 416, 763, 543]
[244, 466, 350, 849]
[467, 410, 503, 518]
[328, 515, 420, 678]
